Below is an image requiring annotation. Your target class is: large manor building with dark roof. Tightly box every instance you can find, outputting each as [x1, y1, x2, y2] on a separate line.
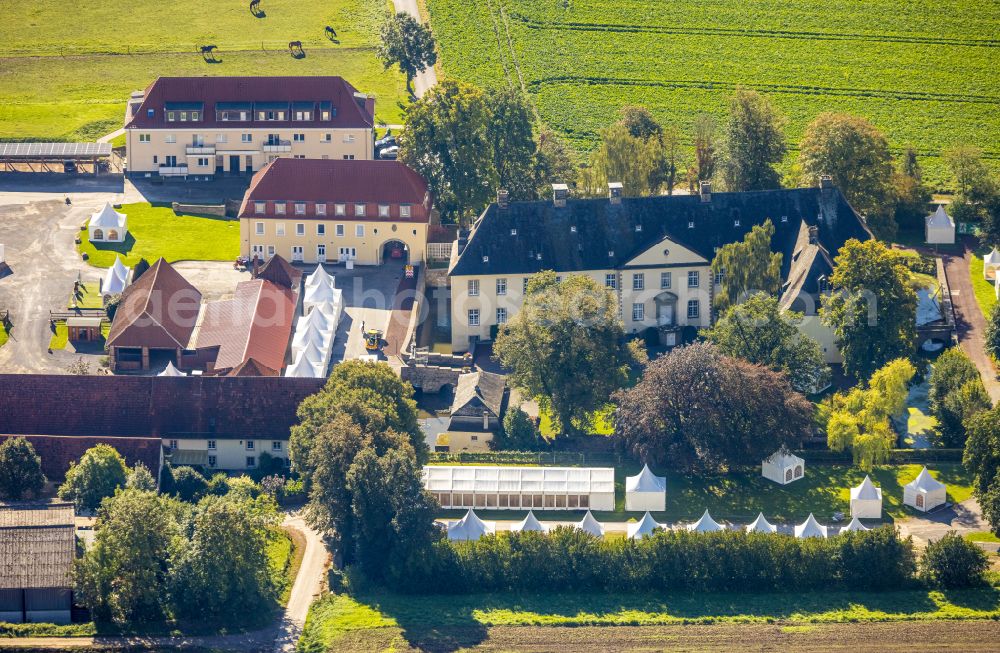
[447, 179, 872, 359]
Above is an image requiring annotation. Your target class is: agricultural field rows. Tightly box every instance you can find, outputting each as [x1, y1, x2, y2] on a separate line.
[426, 0, 1000, 189]
[0, 0, 408, 141]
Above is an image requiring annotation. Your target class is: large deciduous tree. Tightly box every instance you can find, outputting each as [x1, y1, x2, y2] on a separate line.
[891, 148, 932, 233]
[493, 272, 635, 436]
[583, 123, 664, 197]
[710, 218, 782, 314]
[985, 303, 1000, 362]
[376, 12, 437, 94]
[399, 80, 496, 224]
[690, 114, 717, 187]
[929, 347, 992, 447]
[963, 405, 1000, 535]
[720, 89, 787, 192]
[58, 444, 128, 512]
[614, 342, 814, 473]
[487, 87, 537, 201]
[820, 239, 917, 381]
[706, 293, 830, 393]
[533, 128, 576, 197]
[0, 437, 46, 500]
[798, 113, 896, 239]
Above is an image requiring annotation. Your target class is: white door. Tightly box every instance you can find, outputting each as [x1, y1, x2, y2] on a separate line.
[317, 244, 326, 262]
[291, 246, 304, 262]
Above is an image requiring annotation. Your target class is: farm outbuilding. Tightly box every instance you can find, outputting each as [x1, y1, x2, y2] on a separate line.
[627, 511, 663, 540]
[850, 475, 883, 519]
[0, 503, 75, 624]
[761, 450, 804, 485]
[446, 509, 494, 541]
[66, 316, 103, 343]
[423, 466, 615, 511]
[625, 464, 666, 511]
[88, 203, 128, 243]
[903, 467, 947, 512]
[925, 205, 955, 245]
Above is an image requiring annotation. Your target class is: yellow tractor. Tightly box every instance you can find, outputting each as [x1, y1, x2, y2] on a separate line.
[364, 328, 384, 352]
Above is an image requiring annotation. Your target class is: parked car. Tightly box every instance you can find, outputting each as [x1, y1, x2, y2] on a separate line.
[63, 160, 77, 174]
[379, 145, 399, 160]
[375, 133, 397, 151]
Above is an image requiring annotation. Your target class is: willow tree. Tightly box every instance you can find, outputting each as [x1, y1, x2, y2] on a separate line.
[711, 218, 782, 315]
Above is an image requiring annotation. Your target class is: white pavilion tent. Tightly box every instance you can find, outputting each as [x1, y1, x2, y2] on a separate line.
[305, 264, 335, 289]
[158, 361, 184, 377]
[576, 511, 604, 537]
[88, 203, 127, 242]
[688, 509, 725, 533]
[511, 510, 548, 533]
[422, 466, 615, 511]
[761, 450, 805, 485]
[794, 513, 828, 539]
[745, 512, 777, 534]
[903, 467, 947, 512]
[627, 511, 663, 540]
[447, 509, 495, 541]
[283, 350, 325, 378]
[303, 281, 343, 315]
[842, 516, 869, 532]
[850, 475, 883, 519]
[292, 322, 330, 357]
[984, 248, 1000, 282]
[925, 205, 956, 245]
[101, 256, 130, 297]
[625, 464, 666, 511]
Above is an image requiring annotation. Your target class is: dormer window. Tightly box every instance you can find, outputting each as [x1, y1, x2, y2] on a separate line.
[688, 221, 695, 229]
[510, 228, 517, 236]
[536, 253, 542, 260]
[734, 219, 740, 227]
[608, 250, 614, 257]
[146, 109, 154, 118]
[166, 111, 176, 122]
[482, 255, 489, 263]
[570, 226, 577, 233]
[635, 224, 642, 232]
[781, 215, 788, 223]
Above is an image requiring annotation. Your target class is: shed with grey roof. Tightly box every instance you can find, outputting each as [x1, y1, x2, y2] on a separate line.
[0, 503, 75, 624]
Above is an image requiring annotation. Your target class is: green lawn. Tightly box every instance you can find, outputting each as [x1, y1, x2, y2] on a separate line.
[539, 405, 614, 438]
[78, 203, 240, 267]
[436, 463, 973, 523]
[426, 0, 1000, 189]
[0, 0, 408, 141]
[969, 251, 997, 319]
[298, 587, 1000, 652]
[69, 282, 104, 309]
[268, 527, 297, 605]
[48, 322, 68, 350]
[0, 326, 8, 349]
[966, 532, 1000, 543]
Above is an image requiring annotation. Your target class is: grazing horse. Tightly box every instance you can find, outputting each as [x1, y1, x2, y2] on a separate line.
[249, 0, 264, 16]
[325, 25, 337, 38]
[289, 40, 305, 58]
[199, 44, 219, 62]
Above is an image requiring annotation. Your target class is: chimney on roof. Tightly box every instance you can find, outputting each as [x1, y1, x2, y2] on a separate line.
[699, 181, 712, 203]
[808, 225, 819, 245]
[552, 183, 569, 208]
[497, 189, 509, 210]
[819, 175, 834, 190]
[608, 182, 623, 205]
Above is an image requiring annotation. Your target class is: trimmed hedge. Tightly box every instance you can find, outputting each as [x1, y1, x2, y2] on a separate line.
[391, 526, 916, 594]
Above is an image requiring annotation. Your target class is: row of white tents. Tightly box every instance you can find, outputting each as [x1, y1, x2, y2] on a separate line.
[285, 265, 343, 378]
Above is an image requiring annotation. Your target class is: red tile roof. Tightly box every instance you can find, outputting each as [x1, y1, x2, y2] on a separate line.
[194, 278, 296, 373]
[106, 258, 202, 350]
[256, 254, 302, 290]
[238, 158, 431, 222]
[126, 76, 374, 130]
[0, 375, 325, 440]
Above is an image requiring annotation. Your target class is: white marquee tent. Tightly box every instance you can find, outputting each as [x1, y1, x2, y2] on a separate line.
[292, 322, 330, 357]
[842, 516, 869, 532]
[904, 467, 947, 512]
[303, 281, 343, 315]
[688, 509, 724, 532]
[850, 475, 883, 519]
[984, 248, 1000, 281]
[284, 351, 325, 378]
[88, 203, 127, 242]
[511, 510, 548, 533]
[447, 509, 495, 541]
[576, 511, 604, 537]
[925, 205, 956, 245]
[423, 466, 615, 511]
[627, 511, 663, 540]
[745, 512, 777, 534]
[625, 464, 666, 511]
[762, 450, 805, 485]
[795, 513, 828, 539]
[101, 256, 130, 297]
[158, 361, 184, 377]
[306, 264, 335, 289]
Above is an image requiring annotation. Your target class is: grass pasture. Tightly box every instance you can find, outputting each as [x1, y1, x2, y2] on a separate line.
[0, 0, 408, 141]
[298, 589, 1000, 652]
[77, 203, 239, 267]
[426, 0, 1000, 188]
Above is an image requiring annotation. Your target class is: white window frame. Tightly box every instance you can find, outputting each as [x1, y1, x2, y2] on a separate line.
[400, 205, 412, 218]
[317, 223, 326, 235]
[254, 201, 266, 214]
[335, 204, 346, 216]
[632, 273, 644, 291]
[688, 271, 700, 288]
[336, 224, 345, 237]
[687, 299, 700, 319]
[255, 222, 264, 235]
[661, 272, 672, 289]
[468, 309, 480, 326]
[606, 273, 617, 289]
[355, 224, 364, 237]
[276, 223, 285, 236]
[207, 440, 217, 450]
[295, 203, 306, 215]
[316, 204, 327, 216]
[275, 203, 286, 215]
[354, 204, 366, 217]
[632, 303, 645, 322]
[246, 440, 255, 451]
[496, 278, 507, 295]
[378, 204, 390, 218]
[496, 307, 507, 324]
[468, 279, 479, 297]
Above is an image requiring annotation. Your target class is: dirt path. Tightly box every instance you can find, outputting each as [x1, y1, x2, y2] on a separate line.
[272, 515, 328, 653]
[391, 0, 437, 98]
[942, 238, 1000, 401]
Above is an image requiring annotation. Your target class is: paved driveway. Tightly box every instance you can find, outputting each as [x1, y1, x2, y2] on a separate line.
[896, 497, 988, 546]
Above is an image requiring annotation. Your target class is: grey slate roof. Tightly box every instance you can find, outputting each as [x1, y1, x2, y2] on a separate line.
[451, 371, 507, 418]
[0, 503, 75, 590]
[450, 186, 871, 281]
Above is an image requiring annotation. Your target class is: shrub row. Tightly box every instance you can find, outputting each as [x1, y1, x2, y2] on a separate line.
[391, 526, 916, 594]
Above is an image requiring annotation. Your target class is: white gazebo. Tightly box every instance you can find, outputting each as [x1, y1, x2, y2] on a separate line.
[511, 510, 548, 534]
[101, 256, 130, 297]
[625, 464, 666, 511]
[305, 264, 335, 289]
[447, 509, 495, 541]
[984, 248, 1000, 282]
[88, 202, 127, 242]
[284, 351, 324, 378]
[157, 361, 184, 377]
[576, 511, 604, 537]
[903, 467, 947, 512]
[627, 511, 663, 540]
[841, 516, 869, 533]
[849, 475, 883, 519]
[745, 512, 777, 534]
[794, 513, 828, 539]
[688, 509, 725, 533]
[303, 281, 343, 315]
[762, 449, 805, 485]
[925, 205, 956, 245]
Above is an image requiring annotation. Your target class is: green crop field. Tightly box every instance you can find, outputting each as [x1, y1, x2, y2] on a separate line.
[0, 0, 408, 142]
[426, 0, 1000, 189]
